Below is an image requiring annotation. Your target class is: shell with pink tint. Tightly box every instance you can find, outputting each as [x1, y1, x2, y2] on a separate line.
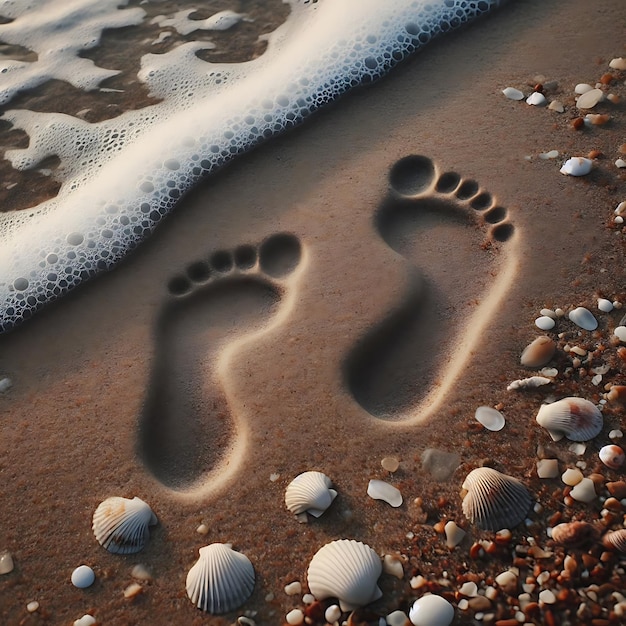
[551, 521, 598, 546]
[599, 445, 625, 469]
[535, 397, 603, 441]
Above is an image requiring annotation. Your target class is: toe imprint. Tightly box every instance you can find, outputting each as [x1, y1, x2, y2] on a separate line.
[346, 155, 516, 421]
[138, 233, 302, 491]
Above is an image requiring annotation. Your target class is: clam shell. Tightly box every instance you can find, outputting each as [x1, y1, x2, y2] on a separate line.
[408, 594, 455, 626]
[551, 521, 598, 546]
[285, 471, 337, 518]
[461, 467, 531, 531]
[603, 529, 626, 553]
[599, 444, 625, 469]
[568, 306, 598, 331]
[520, 336, 556, 368]
[536, 397, 603, 441]
[186, 543, 255, 614]
[474, 406, 505, 431]
[92, 496, 157, 554]
[307, 539, 382, 612]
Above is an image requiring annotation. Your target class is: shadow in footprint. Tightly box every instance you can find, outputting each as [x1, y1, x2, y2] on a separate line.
[346, 155, 515, 420]
[138, 233, 301, 490]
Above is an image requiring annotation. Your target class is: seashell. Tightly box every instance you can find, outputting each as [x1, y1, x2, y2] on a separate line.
[576, 88, 603, 109]
[526, 92, 546, 106]
[520, 336, 556, 368]
[560, 157, 593, 176]
[461, 467, 531, 531]
[535, 397, 603, 442]
[367, 479, 402, 507]
[92, 496, 157, 554]
[285, 471, 337, 518]
[502, 87, 524, 100]
[551, 521, 598, 546]
[602, 529, 626, 553]
[536, 459, 559, 479]
[568, 306, 598, 331]
[614, 326, 626, 342]
[535, 316, 555, 330]
[506, 375, 552, 391]
[408, 594, 454, 626]
[609, 57, 626, 71]
[599, 444, 625, 469]
[186, 543, 255, 614]
[307, 539, 382, 611]
[570, 477, 597, 503]
[474, 406, 505, 431]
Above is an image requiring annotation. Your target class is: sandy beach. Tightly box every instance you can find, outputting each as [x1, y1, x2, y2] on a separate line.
[1, 0, 626, 624]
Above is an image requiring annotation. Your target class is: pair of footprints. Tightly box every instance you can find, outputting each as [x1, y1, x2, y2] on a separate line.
[138, 155, 515, 490]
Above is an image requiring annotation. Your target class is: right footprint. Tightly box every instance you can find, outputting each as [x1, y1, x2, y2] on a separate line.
[346, 155, 516, 421]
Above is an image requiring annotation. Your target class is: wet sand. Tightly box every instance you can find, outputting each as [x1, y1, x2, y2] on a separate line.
[1, 1, 626, 624]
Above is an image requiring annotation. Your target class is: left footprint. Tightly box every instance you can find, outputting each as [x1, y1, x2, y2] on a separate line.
[138, 233, 301, 491]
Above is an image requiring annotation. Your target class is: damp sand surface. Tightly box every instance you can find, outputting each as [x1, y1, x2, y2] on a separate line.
[1, 1, 626, 624]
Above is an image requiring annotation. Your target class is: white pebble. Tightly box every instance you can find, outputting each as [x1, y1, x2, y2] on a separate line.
[123, 582, 142, 598]
[386, 610, 410, 625]
[537, 459, 559, 479]
[301, 593, 315, 604]
[576, 88, 603, 109]
[131, 564, 152, 581]
[284, 581, 302, 596]
[71, 565, 95, 589]
[614, 326, 626, 342]
[574, 83, 594, 94]
[325, 605, 342, 623]
[526, 92, 546, 106]
[548, 100, 564, 113]
[615, 201, 626, 216]
[616, 216, 624, 224]
[196, 523, 209, 535]
[475, 406, 505, 431]
[502, 87, 524, 100]
[609, 57, 626, 70]
[560, 157, 593, 176]
[539, 150, 559, 159]
[0, 377, 11, 393]
[444, 521, 466, 548]
[26, 601, 39, 613]
[409, 594, 454, 626]
[73, 616, 96, 626]
[539, 589, 556, 604]
[535, 316, 556, 330]
[598, 298, 613, 312]
[383, 554, 405, 579]
[562, 468, 583, 486]
[459, 581, 478, 597]
[616, 159, 626, 169]
[285, 609, 304, 625]
[570, 477, 597, 503]
[540, 308, 557, 319]
[0, 551, 14, 574]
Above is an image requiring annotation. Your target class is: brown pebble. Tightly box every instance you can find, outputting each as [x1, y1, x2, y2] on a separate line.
[304, 601, 325, 622]
[468, 595, 492, 611]
[617, 347, 626, 362]
[619, 144, 626, 155]
[588, 149, 603, 159]
[469, 542, 482, 559]
[607, 481, 626, 499]
[572, 117, 585, 130]
[607, 385, 626, 403]
[600, 73, 614, 85]
[534, 83, 544, 93]
[603, 497, 622, 511]
[494, 620, 518, 626]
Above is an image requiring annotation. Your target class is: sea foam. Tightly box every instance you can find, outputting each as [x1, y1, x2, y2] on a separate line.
[0, 0, 504, 332]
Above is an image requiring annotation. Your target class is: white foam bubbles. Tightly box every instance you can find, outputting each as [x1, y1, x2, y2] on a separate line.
[0, 0, 504, 331]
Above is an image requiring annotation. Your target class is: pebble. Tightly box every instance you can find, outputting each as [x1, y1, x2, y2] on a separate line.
[409, 595, 454, 626]
[387, 610, 411, 626]
[570, 477, 597, 503]
[526, 92, 546, 106]
[123, 583, 142, 598]
[459, 581, 478, 597]
[73, 616, 96, 626]
[537, 459, 559, 479]
[576, 88, 603, 109]
[539, 589, 556, 604]
[196, 523, 209, 535]
[444, 521, 466, 548]
[0, 377, 11, 393]
[502, 87, 524, 100]
[285, 609, 304, 625]
[614, 326, 626, 342]
[562, 468, 583, 486]
[574, 83, 594, 94]
[381, 456, 400, 472]
[26, 601, 39, 613]
[616, 159, 626, 169]
[367, 479, 402, 507]
[475, 406, 505, 431]
[548, 100, 564, 113]
[284, 581, 302, 596]
[535, 316, 556, 330]
[131, 564, 152, 581]
[0, 551, 14, 575]
[598, 298, 614, 312]
[609, 57, 626, 70]
[325, 605, 342, 623]
[539, 150, 559, 159]
[384, 554, 405, 579]
[71, 565, 95, 589]
[560, 157, 593, 176]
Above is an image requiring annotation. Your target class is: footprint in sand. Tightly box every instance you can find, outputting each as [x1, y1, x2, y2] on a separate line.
[138, 232, 301, 491]
[346, 154, 516, 421]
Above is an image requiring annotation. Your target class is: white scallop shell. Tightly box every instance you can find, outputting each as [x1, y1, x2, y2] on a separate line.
[461, 467, 531, 531]
[92, 496, 157, 554]
[285, 471, 337, 518]
[186, 543, 255, 614]
[568, 306, 598, 331]
[535, 397, 603, 442]
[307, 539, 382, 612]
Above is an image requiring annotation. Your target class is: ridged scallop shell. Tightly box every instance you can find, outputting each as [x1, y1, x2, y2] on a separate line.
[602, 529, 626, 553]
[285, 471, 337, 518]
[461, 468, 531, 531]
[186, 543, 255, 614]
[92, 496, 157, 554]
[536, 397, 603, 441]
[307, 539, 382, 612]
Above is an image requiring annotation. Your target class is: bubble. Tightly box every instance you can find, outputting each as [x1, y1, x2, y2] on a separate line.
[13, 277, 29, 291]
[66, 232, 84, 246]
[140, 181, 154, 193]
[164, 159, 180, 170]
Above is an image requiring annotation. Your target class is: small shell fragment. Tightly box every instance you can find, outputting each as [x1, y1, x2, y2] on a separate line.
[570, 477, 597, 503]
[381, 457, 400, 473]
[609, 58, 626, 71]
[408, 594, 455, 626]
[507, 376, 552, 391]
[568, 307, 598, 331]
[599, 445, 625, 469]
[548, 100, 564, 113]
[521, 336, 556, 368]
[576, 88, 603, 109]
[474, 406, 505, 431]
[560, 157, 593, 176]
[285, 471, 337, 518]
[526, 92, 546, 106]
[603, 529, 626, 552]
[367, 479, 402, 507]
[307, 539, 382, 612]
[92, 496, 157, 554]
[186, 543, 255, 614]
[536, 459, 559, 479]
[444, 521, 466, 548]
[536, 397, 603, 441]
[502, 87, 524, 100]
[461, 467, 531, 531]
[383, 554, 404, 579]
